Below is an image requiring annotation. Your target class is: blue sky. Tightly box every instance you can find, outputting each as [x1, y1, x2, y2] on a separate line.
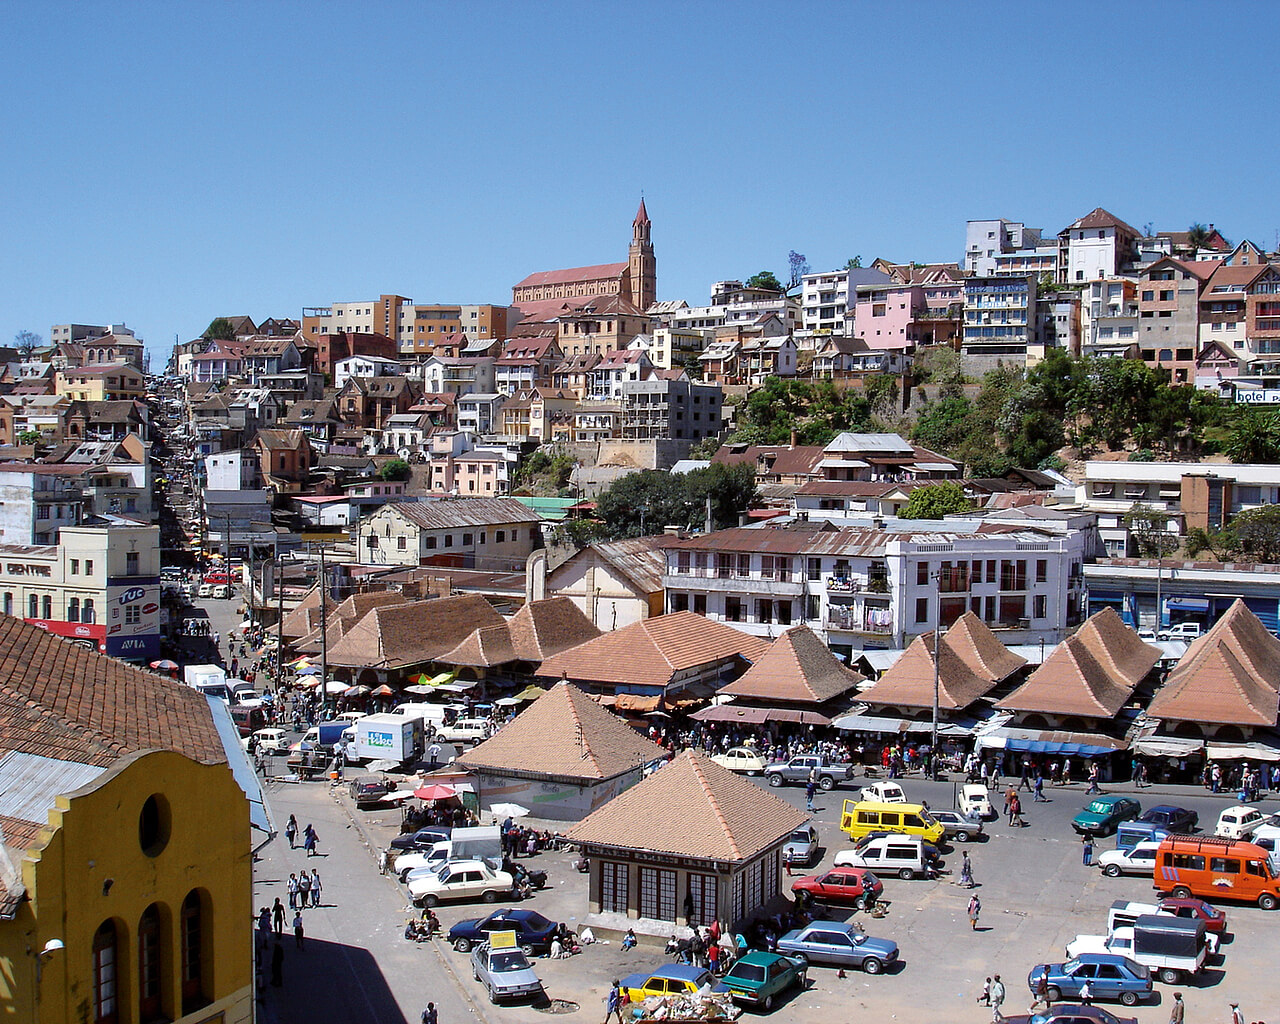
[2, 2, 1276, 366]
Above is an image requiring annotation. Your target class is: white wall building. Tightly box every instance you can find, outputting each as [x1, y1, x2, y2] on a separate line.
[334, 355, 404, 390]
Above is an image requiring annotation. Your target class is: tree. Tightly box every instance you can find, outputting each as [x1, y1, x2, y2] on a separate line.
[1124, 504, 1178, 559]
[787, 250, 810, 290]
[204, 317, 236, 341]
[16, 429, 41, 445]
[844, 256, 863, 270]
[1230, 505, 1280, 564]
[378, 458, 410, 481]
[911, 394, 973, 453]
[13, 330, 41, 356]
[744, 270, 783, 293]
[593, 463, 755, 539]
[1223, 407, 1280, 464]
[1186, 223, 1212, 257]
[899, 481, 972, 520]
[863, 374, 900, 419]
[687, 436, 723, 460]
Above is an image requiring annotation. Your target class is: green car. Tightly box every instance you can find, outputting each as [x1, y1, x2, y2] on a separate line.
[720, 950, 807, 1012]
[1072, 795, 1141, 837]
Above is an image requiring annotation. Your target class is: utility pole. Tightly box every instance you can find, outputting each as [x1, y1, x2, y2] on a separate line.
[317, 543, 328, 718]
[274, 545, 284, 691]
[931, 621, 941, 781]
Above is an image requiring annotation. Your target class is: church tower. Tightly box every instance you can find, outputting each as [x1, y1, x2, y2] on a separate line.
[627, 198, 657, 311]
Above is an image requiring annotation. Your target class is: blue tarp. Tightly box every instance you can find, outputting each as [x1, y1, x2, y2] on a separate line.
[1002, 736, 1117, 758]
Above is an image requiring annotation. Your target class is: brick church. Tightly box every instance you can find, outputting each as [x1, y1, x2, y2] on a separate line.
[511, 201, 657, 319]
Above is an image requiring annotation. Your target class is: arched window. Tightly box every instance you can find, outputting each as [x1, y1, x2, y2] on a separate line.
[68, 598, 80, 622]
[92, 920, 119, 1024]
[180, 890, 209, 1012]
[138, 904, 163, 1022]
[83, 599, 96, 624]
[42, 595, 51, 619]
[28, 594, 38, 619]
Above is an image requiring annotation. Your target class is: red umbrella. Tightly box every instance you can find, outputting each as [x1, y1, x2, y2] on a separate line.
[150, 659, 180, 671]
[413, 784, 457, 801]
[371, 684, 395, 697]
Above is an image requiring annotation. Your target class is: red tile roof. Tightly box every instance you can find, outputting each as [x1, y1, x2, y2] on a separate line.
[515, 263, 628, 289]
[1063, 207, 1141, 237]
[720, 626, 863, 705]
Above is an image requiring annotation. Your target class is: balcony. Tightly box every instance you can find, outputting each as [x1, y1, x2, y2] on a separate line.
[826, 608, 893, 634]
[665, 569, 804, 596]
[826, 576, 888, 594]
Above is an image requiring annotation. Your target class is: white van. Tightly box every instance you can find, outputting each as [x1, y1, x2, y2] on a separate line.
[391, 703, 450, 728]
[833, 834, 936, 879]
[1215, 805, 1270, 839]
[436, 718, 490, 744]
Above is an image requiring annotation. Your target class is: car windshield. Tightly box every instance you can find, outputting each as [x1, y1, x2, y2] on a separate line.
[1062, 958, 1080, 972]
[789, 830, 810, 843]
[490, 951, 528, 972]
[691, 971, 713, 989]
[862, 872, 879, 888]
[437, 866, 453, 883]
[727, 963, 766, 983]
[1088, 801, 1113, 814]
[919, 808, 937, 825]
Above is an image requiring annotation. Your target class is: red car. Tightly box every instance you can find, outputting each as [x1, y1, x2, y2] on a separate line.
[1159, 897, 1227, 935]
[791, 868, 883, 906]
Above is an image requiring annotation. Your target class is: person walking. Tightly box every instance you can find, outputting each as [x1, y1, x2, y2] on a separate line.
[421, 1003, 438, 1024]
[1029, 974, 1050, 1013]
[287, 873, 299, 911]
[977, 977, 991, 1005]
[1082, 834, 1094, 866]
[309, 868, 322, 908]
[959, 850, 974, 888]
[1008, 793, 1023, 827]
[1033, 772, 1046, 802]
[805, 772, 817, 813]
[303, 824, 317, 857]
[285, 815, 298, 848]
[271, 898, 285, 936]
[1087, 761, 1101, 795]
[605, 980, 624, 1024]
[1078, 978, 1092, 1006]
[293, 911, 305, 951]
[1169, 991, 1184, 1024]
[967, 894, 982, 930]
[1229, 1002, 1244, 1024]
[989, 974, 1005, 1023]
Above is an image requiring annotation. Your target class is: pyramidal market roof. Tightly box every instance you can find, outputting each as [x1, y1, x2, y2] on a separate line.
[719, 625, 863, 705]
[565, 749, 808, 863]
[455, 681, 664, 781]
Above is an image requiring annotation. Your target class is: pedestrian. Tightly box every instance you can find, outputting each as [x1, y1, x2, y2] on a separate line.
[1029, 974, 1050, 1013]
[1087, 761, 1101, 795]
[285, 815, 298, 849]
[270, 938, 284, 987]
[1229, 1002, 1244, 1024]
[421, 1003, 438, 1024]
[304, 824, 317, 857]
[605, 979, 624, 1024]
[1009, 793, 1023, 827]
[272, 897, 285, 935]
[256, 907, 271, 950]
[1079, 978, 1092, 1006]
[1082, 834, 1094, 866]
[990, 974, 1005, 1023]
[805, 772, 816, 813]
[1033, 773, 1046, 802]
[784, 848, 794, 876]
[959, 850, 974, 888]
[1003, 785, 1015, 816]
[309, 868, 322, 907]
[977, 976, 991, 1005]
[1019, 756, 1032, 791]
[1169, 991, 1184, 1024]
[298, 869, 311, 908]
[967, 894, 981, 930]
[293, 911, 305, 950]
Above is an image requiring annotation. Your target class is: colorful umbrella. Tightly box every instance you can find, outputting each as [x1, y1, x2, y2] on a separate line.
[413, 784, 457, 801]
[371, 684, 395, 697]
[513, 684, 547, 701]
[295, 666, 320, 676]
[149, 659, 180, 671]
[288, 655, 312, 667]
[343, 685, 371, 697]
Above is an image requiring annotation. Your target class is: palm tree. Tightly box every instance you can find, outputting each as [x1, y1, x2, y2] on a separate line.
[1186, 223, 1212, 258]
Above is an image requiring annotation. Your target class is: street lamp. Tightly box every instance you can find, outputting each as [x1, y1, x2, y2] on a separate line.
[34, 938, 63, 983]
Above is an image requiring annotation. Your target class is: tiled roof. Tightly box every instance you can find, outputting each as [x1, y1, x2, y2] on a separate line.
[380, 498, 542, 531]
[456, 681, 664, 781]
[565, 749, 808, 862]
[293, 589, 408, 652]
[440, 624, 517, 668]
[515, 263, 628, 289]
[944, 612, 1029, 683]
[1146, 600, 1280, 726]
[252, 428, 308, 450]
[1071, 607, 1163, 689]
[537, 611, 768, 689]
[1063, 207, 1141, 237]
[573, 536, 677, 595]
[720, 626, 863, 705]
[506, 597, 601, 661]
[325, 594, 505, 669]
[861, 628, 1001, 712]
[0, 614, 226, 766]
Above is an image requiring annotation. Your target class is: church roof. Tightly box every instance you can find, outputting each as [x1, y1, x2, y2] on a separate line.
[634, 198, 650, 226]
[514, 263, 628, 290]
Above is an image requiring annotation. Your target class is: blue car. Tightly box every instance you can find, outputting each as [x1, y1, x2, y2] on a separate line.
[775, 920, 898, 975]
[448, 908, 561, 954]
[1027, 954, 1153, 1007]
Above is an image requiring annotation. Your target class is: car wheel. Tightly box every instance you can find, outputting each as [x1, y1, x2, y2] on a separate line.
[1120, 991, 1139, 1007]
[483, 890, 498, 903]
[1046, 986, 1061, 1003]
[898, 868, 914, 880]
[1158, 968, 1181, 985]
[1259, 892, 1279, 911]
[954, 830, 970, 843]
[767, 774, 783, 788]
[1104, 864, 1122, 877]
[818, 776, 834, 791]
[1172, 886, 1192, 899]
[488, 985, 498, 1005]
[762, 994, 775, 1011]
[423, 894, 439, 908]
[862, 957, 883, 975]
[453, 938, 472, 953]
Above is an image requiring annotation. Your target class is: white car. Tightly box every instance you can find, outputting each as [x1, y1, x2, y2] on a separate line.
[959, 783, 995, 820]
[1215, 806, 1271, 839]
[710, 747, 766, 774]
[1097, 840, 1162, 877]
[246, 728, 289, 754]
[408, 859, 515, 908]
[396, 844, 452, 882]
[859, 780, 907, 804]
[336, 711, 367, 724]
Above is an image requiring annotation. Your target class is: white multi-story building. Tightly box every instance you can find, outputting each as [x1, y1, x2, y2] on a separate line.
[662, 519, 1088, 657]
[1057, 208, 1140, 285]
[334, 355, 403, 390]
[800, 270, 852, 335]
[964, 219, 1045, 276]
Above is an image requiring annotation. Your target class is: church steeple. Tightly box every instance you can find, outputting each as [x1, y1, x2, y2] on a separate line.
[628, 198, 656, 310]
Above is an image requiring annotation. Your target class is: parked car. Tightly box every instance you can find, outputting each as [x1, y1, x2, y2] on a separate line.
[1003, 1005, 1138, 1024]
[1097, 841, 1162, 878]
[1158, 621, 1202, 641]
[833, 834, 939, 879]
[348, 775, 389, 806]
[1157, 897, 1227, 936]
[930, 809, 985, 842]
[710, 746, 766, 775]
[397, 845, 452, 882]
[390, 826, 452, 852]
[790, 868, 883, 907]
[408, 859, 514, 907]
[783, 825, 819, 868]
[959, 783, 996, 820]
[1072, 796, 1142, 837]
[858, 780, 907, 803]
[246, 728, 288, 754]
[1132, 805, 1198, 835]
[470, 942, 542, 1004]
[448, 909, 561, 954]
[718, 950, 806, 1011]
[619, 964, 721, 1003]
[775, 920, 898, 975]
[1027, 954, 1153, 1007]
[1215, 806, 1271, 839]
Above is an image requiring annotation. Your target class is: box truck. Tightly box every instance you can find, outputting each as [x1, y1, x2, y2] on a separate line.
[352, 713, 425, 764]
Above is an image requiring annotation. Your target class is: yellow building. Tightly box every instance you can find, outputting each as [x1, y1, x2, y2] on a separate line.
[0, 614, 254, 1024]
[54, 365, 146, 403]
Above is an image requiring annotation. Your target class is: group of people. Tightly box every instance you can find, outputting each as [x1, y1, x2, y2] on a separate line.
[1204, 760, 1271, 800]
[284, 815, 321, 856]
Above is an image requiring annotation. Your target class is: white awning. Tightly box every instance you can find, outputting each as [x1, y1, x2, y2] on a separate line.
[1131, 736, 1204, 758]
[1206, 740, 1280, 763]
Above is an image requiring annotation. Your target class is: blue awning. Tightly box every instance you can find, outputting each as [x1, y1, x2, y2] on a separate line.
[1165, 597, 1209, 612]
[1003, 737, 1117, 758]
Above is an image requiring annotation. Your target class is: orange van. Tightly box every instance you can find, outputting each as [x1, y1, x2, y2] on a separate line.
[1154, 834, 1280, 910]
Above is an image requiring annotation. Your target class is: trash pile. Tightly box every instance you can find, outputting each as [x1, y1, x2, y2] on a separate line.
[633, 990, 740, 1021]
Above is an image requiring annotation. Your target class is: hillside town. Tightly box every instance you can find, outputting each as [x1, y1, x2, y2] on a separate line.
[6, 201, 1280, 1024]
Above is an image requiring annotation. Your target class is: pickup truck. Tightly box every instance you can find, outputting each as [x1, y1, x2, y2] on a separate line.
[764, 755, 857, 791]
[1065, 916, 1208, 984]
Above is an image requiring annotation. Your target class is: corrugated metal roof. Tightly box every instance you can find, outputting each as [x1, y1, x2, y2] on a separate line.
[380, 498, 542, 530]
[0, 751, 105, 823]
